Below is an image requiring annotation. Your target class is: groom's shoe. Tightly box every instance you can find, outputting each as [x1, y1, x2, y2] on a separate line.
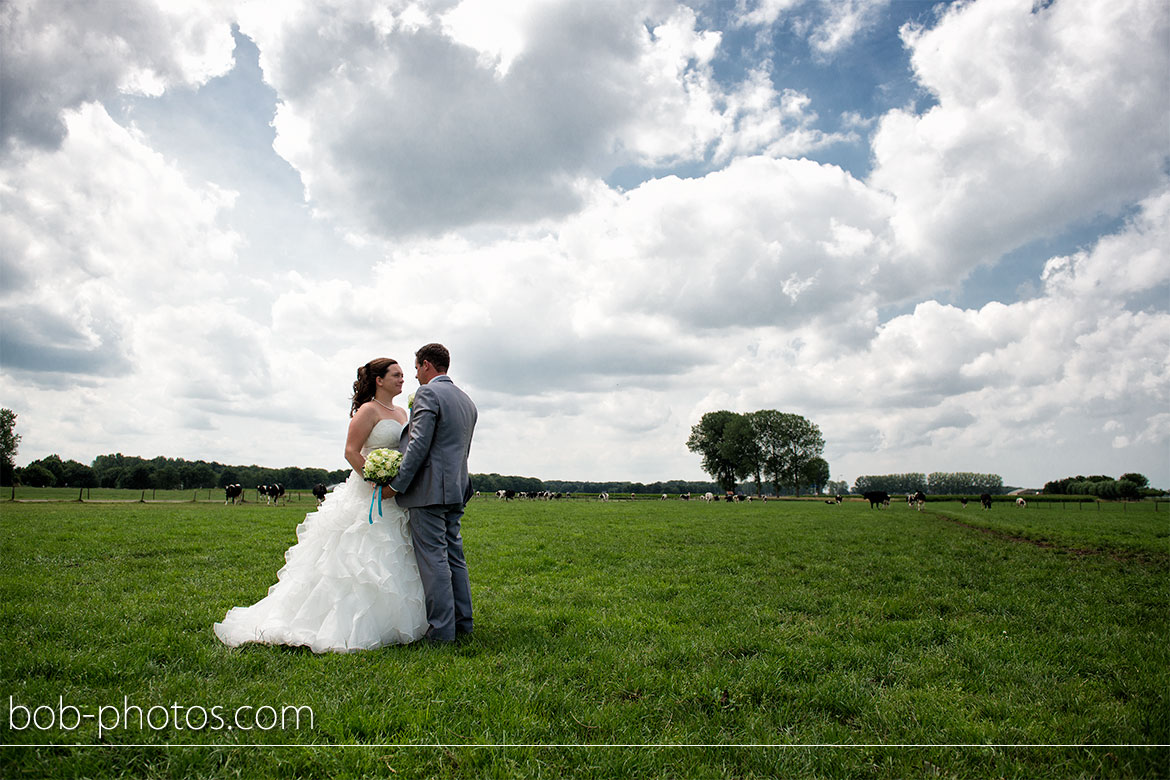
[421, 630, 455, 646]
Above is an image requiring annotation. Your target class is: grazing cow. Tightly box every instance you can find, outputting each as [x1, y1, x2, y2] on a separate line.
[599, 492, 609, 501]
[224, 484, 243, 505]
[913, 491, 926, 511]
[1015, 497, 1027, 508]
[312, 483, 327, 506]
[681, 493, 691, 501]
[960, 498, 969, 508]
[703, 492, 714, 502]
[863, 490, 891, 508]
[980, 493, 993, 510]
[661, 494, 668, 501]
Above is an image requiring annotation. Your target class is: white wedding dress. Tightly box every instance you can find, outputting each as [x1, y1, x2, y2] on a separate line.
[214, 419, 428, 652]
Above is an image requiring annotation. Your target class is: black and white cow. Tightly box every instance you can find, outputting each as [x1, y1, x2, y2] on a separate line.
[980, 493, 993, 510]
[224, 484, 243, 505]
[312, 483, 328, 506]
[913, 491, 926, 511]
[863, 490, 891, 508]
[258, 483, 285, 505]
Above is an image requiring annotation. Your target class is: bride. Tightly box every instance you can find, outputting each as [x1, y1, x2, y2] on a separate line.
[213, 358, 428, 652]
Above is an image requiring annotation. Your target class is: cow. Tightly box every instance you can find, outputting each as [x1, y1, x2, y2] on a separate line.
[824, 495, 843, 505]
[598, 492, 609, 501]
[661, 494, 668, 501]
[863, 490, 890, 508]
[1015, 497, 1027, 508]
[312, 483, 328, 506]
[258, 483, 285, 505]
[499, 489, 516, 500]
[703, 492, 714, 502]
[980, 493, 993, 510]
[224, 484, 243, 505]
[913, 491, 926, 511]
[680, 493, 691, 501]
[960, 497, 969, 508]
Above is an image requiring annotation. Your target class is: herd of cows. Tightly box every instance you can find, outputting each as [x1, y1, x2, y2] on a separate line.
[224, 483, 329, 506]
[225, 484, 1028, 509]
[494, 490, 760, 502]
[859, 490, 1025, 509]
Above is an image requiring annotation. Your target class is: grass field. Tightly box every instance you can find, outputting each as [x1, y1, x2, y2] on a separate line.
[1, 496, 1167, 778]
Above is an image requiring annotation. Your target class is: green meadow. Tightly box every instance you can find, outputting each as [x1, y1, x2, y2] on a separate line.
[1, 496, 1167, 778]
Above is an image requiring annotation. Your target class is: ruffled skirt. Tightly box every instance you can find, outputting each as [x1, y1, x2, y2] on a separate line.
[213, 471, 427, 652]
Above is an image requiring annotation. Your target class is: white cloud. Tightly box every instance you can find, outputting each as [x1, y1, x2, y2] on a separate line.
[0, 103, 242, 379]
[808, 0, 889, 57]
[869, 0, 1170, 279]
[0, 0, 236, 152]
[237, 0, 839, 238]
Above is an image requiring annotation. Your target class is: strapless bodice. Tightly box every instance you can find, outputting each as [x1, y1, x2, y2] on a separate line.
[361, 418, 404, 455]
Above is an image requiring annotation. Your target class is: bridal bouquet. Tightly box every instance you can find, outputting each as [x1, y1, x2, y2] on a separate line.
[363, 448, 403, 523]
[363, 448, 402, 486]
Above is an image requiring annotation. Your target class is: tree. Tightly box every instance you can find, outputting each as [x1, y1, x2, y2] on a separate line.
[1120, 473, 1149, 489]
[752, 411, 825, 496]
[0, 408, 19, 486]
[721, 414, 763, 494]
[152, 465, 181, 490]
[826, 479, 849, 496]
[21, 463, 55, 487]
[687, 411, 744, 492]
[28, 455, 65, 485]
[183, 463, 216, 489]
[61, 460, 97, 488]
[801, 457, 831, 495]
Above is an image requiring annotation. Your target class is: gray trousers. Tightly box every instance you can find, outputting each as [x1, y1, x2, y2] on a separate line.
[408, 503, 473, 641]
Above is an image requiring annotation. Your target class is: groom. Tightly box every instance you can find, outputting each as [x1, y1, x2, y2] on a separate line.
[383, 343, 477, 644]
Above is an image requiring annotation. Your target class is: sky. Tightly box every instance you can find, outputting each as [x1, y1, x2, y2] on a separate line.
[1, 0, 1168, 490]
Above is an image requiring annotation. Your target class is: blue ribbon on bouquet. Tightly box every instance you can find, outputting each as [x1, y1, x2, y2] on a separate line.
[369, 486, 383, 524]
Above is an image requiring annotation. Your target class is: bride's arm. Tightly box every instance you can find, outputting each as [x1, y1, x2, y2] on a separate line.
[344, 405, 378, 474]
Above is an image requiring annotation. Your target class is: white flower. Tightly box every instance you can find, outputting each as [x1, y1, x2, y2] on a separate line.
[363, 448, 403, 486]
[407, 393, 415, 410]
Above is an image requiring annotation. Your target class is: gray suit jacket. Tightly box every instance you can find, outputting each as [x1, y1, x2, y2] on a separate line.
[391, 375, 477, 509]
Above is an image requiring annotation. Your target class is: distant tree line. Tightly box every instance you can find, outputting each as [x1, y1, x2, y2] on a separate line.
[471, 474, 723, 495]
[687, 410, 827, 495]
[6, 453, 725, 498]
[7, 452, 350, 492]
[853, 473, 1004, 495]
[1042, 473, 1157, 499]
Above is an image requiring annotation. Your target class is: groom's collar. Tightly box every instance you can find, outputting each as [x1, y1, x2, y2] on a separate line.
[429, 374, 453, 384]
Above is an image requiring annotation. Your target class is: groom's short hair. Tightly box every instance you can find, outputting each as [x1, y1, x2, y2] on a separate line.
[416, 343, 450, 372]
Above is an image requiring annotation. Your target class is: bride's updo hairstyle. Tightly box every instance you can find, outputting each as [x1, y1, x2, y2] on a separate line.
[351, 358, 398, 417]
